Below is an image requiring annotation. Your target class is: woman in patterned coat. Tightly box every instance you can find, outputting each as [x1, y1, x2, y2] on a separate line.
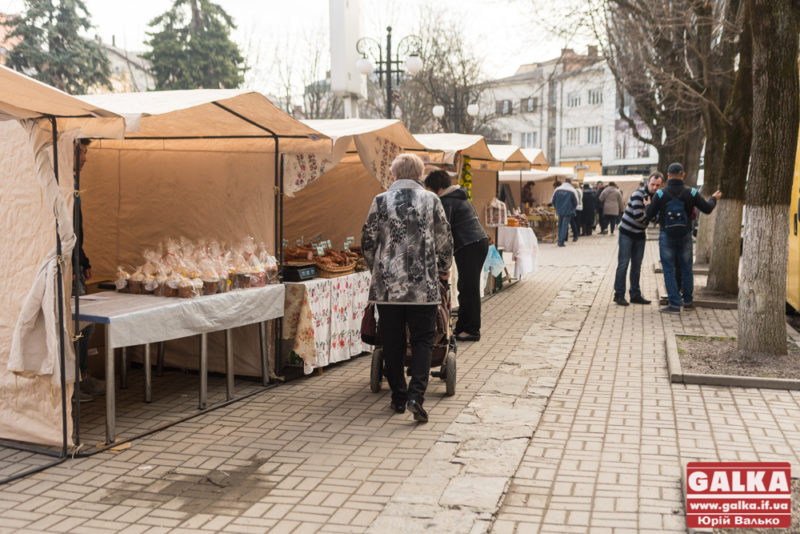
[361, 154, 453, 423]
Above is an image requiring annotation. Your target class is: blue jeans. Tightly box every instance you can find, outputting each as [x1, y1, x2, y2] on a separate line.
[614, 233, 646, 299]
[558, 214, 573, 245]
[659, 232, 693, 308]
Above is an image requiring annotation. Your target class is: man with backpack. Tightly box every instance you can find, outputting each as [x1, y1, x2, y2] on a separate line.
[645, 163, 722, 313]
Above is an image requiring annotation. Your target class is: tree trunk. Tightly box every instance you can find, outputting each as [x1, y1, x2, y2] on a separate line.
[694, 211, 716, 266]
[706, 199, 742, 293]
[707, 0, 752, 295]
[696, 115, 726, 265]
[738, 0, 799, 356]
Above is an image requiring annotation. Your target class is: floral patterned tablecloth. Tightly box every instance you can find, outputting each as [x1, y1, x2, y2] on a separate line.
[283, 271, 372, 374]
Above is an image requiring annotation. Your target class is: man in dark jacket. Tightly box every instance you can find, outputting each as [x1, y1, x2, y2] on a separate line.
[613, 172, 663, 306]
[645, 162, 722, 313]
[424, 170, 488, 342]
[551, 178, 578, 247]
[579, 183, 596, 235]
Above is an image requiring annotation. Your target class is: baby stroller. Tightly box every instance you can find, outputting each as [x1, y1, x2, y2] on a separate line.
[369, 281, 457, 396]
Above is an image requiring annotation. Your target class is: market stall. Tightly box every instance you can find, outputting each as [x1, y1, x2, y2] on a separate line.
[72, 90, 330, 444]
[280, 119, 436, 374]
[0, 65, 124, 459]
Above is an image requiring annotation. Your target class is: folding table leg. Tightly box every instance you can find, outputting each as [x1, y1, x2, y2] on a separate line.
[199, 333, 207, 410]
[259, 322, 269, 387]
[225, 329, 234, 400]
[105, 328, 116, 444]
[144, 343, 151, 403]
[156, 342, 165, 377]
[120, 347, 128, 389]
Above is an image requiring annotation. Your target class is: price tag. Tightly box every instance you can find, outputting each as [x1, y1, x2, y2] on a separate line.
[346, 236, 354, 243]
[344, 241, 350, 251]
[316, 245, 325, 256]
[296, 239, 303, 247]
[326, 240, 332, 249]
[282, 239, 289, 248]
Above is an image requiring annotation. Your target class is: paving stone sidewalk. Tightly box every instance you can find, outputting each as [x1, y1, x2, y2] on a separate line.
[1, 234, 800, 534]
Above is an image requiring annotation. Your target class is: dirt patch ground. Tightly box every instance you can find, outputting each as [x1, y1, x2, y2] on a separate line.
[715, 478, 800, 533]
[677, 335, 800, 380]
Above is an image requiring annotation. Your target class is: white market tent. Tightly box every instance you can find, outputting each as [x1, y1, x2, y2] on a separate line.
[0, 65, 124, 454]
[521, 148, 549, 169]
[74, 90, 331, 379]
[283, 119, 437, 248]
[487, 144, 531, 170]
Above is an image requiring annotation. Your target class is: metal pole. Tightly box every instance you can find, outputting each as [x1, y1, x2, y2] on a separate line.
[199, 333, 207, 410]
[225, 329, 234, 400]
[453, 87, 459, 133]
[144, 344, 151, 403]
[385, 26, 392, 119]
[105, 329, 115, 444]
[73, 141, 82, 447]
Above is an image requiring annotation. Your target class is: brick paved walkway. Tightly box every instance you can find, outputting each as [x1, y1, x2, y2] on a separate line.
[1, 233, 800, 534]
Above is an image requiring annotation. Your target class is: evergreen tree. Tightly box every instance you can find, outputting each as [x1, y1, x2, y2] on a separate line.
[3, 0, 111, 94]
[143, 0, 245, 90]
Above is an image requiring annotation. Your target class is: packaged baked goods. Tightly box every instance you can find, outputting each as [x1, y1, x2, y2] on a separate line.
[165, 273, 181, 297]
[115, 266, 130, 292]
[143, 273, 157, 295]
[177, 277, 194, 298]
[199, 260, 219, 295]
[129, 269, 145, 294]
[154, 271, 168, 296]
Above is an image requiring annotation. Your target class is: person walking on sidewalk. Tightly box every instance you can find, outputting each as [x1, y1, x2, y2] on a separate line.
[598, 181, 624, 234]
[571, 182, 583, 242]
[424, 170, 488, 342]
[613, 172, 664, 306]
[551, 177, 578, 247]
[579, 183, 596, 236]
[645, 162, 722, 313]
[362, 154, 453, 423]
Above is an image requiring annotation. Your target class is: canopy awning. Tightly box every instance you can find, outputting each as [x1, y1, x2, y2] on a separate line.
[498, 167, 576, 182]
[487, 144, 530, 170]
[80, 90, 329, 153]
[413, 133, 500, 169]
[0, 65, 124, 137]
[521, 148, 548, 169]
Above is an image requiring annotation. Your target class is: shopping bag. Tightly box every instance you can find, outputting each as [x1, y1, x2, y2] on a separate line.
[360, 303, 377, 345]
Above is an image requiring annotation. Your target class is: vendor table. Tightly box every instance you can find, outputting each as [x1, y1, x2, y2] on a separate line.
[73, 285, 285, 444]
[497, 225, 538, 278]
[283, 271, 372, 374]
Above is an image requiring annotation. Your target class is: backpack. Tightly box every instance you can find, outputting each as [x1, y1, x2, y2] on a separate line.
[657, 187, 696, 237]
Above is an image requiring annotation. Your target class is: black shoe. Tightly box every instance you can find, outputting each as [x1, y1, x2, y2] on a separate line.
[613, 295, 629, 306]
[683, 302, 695, 310]
[455, 332, 480, 342]
[572, 236, 578, 242]
[390, 400, 406, 414]
[407, 400, 428, 423]
[660, 306, 681, 313]
[558, 243, 566, 247]
[630, 295, 651, 305]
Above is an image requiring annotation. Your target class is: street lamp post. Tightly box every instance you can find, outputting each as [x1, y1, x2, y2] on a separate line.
[432, 87, 479, 133]
[356, 26, 422, 119]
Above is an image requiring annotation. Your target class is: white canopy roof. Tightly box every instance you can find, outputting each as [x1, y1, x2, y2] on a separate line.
[487, 144, 530, 169]
[303, 118, 428, 158]
[0, 65, 124, 138]
[521, 148, 548, 169]
[80, 90, 328, 151]
[413, 133, 498, 167]
[498, 167, 576, 182]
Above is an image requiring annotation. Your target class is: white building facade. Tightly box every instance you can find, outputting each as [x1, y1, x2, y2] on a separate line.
[481, 48, 657, 179]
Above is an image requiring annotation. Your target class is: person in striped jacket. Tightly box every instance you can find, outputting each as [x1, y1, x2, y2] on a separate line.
[613, 172, 664, 306]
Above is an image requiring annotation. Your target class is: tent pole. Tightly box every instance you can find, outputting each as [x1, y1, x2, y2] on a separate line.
[73, 141, 82, 447]
[277, 154, 284, 379]
[49, 116, 69, 459]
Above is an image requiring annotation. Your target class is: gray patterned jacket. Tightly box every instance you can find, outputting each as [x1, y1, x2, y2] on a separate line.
[361, 179, 453, 304]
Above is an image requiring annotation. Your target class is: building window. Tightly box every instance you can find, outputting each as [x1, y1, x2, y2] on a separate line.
[587, 126, 602, 145]
[565, 127, 580, 146]
[520, 97, 539, 113]
[522, 131, 538, 148]
[501, 132, 512, 143]
[567, 91, 581, 108]
[588, 88, 603, 105]
[496, 99, 512, 115]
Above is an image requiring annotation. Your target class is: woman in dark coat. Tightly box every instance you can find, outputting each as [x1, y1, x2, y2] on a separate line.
[579, 183, 597, 235]
[424, 170, 489, 342]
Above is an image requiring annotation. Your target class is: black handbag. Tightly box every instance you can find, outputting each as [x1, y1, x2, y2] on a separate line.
[360, 303, 377, 345]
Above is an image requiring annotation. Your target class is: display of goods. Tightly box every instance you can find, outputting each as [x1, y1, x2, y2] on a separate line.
[486, 198, 508, 227]
[114, 236, 278, 298]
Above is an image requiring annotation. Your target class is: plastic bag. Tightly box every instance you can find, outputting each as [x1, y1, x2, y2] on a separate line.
[483, 245, 505, 278]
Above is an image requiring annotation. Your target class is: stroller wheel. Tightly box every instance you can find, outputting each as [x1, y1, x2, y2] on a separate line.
[370, 348, 383, 393]
[444, 353, 456, 396]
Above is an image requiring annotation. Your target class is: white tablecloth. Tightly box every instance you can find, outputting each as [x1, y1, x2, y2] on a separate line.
[497, 225, 538, 278]
[283, 271, 372, 374]
[74, 285, 285, 349]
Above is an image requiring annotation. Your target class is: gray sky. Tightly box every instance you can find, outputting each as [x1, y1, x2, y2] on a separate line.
[1, 0, 593, 93]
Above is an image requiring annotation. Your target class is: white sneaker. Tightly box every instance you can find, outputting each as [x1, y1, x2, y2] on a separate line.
[81, 375, 106, 395]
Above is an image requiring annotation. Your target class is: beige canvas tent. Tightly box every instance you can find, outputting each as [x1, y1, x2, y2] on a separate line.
[487, 144, 531, 171]
[283, 119, 436, 248]
[72, 90, 330, 379]
[0, 66, 123, 453]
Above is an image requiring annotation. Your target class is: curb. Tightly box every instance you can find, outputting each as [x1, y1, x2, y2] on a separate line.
[666, 333, 800, 390]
